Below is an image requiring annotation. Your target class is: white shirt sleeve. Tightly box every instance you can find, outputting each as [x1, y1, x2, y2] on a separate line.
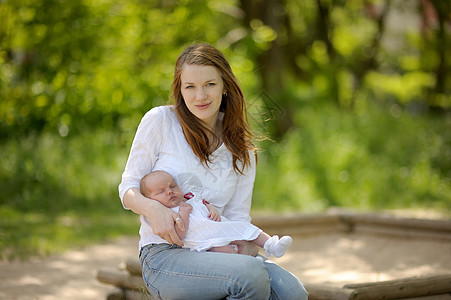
[221, 151, 256, 222]
[118, 107, 166, 208]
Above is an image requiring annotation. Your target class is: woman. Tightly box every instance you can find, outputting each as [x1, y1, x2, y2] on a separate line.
[119, 43, 308, 299]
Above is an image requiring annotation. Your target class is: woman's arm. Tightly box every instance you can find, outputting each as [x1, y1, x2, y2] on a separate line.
[123, 187, 184, 246]
[120, 108, 186, 245]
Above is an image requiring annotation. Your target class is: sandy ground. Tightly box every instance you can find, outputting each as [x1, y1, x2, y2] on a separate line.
[1, 231, 451, 300]
[0, 236, 140, 300]
[271, 232, 451, 287]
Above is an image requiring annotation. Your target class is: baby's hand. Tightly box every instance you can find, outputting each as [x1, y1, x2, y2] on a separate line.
[203, 200, 221, 222]
[179, 202, 192, 214]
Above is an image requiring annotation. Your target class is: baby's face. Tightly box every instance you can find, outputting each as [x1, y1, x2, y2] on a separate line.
[145, 173, 184, 208]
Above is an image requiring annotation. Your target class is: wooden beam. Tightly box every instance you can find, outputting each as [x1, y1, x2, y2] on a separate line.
[97, 269, 146, 290]
[344, 274, 451, 300]
[123, 288, 152, 300]
[125, 258, 142, 276]
[304, 283, 356, 300]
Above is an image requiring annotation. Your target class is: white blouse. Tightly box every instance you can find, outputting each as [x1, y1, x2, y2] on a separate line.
[118, 106, 256, 249]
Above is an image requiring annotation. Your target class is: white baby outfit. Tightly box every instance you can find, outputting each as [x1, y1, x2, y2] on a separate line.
[176, 193, 262, 252]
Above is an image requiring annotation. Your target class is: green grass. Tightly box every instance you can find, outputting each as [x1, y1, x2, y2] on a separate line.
[1, 103, 450, 260]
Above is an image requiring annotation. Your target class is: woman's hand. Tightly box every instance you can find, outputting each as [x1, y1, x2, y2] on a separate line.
[123, 187, 184, 246]
[230, 240, 259, 256]
[149, 202, 185, 246]
[179, 202, 193, 214]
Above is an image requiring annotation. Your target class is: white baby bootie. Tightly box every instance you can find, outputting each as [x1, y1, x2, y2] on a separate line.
[263, 235, 292, 258]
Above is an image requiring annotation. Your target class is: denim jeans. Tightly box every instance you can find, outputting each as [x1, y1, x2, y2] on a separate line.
[139, 243, 308, 300]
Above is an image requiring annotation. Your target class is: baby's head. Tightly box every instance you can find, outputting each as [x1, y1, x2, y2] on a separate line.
[140, 171, 184, 208]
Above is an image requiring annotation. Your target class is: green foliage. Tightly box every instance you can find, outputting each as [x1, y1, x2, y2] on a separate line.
[0, 130, 130, 212]
[0, 129, 138, 259]
[0, 0, 243, 138]
[2, 0, 449, 139]
[254, 103, 451, 213]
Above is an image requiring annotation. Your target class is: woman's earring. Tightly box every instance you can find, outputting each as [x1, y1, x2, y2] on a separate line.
[223, 92, 228, 97]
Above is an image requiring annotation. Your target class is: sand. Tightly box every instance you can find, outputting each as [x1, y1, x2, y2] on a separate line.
[1, 230, 450, 300]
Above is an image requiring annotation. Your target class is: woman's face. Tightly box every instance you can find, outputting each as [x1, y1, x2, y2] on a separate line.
[180, 64, 225, 129]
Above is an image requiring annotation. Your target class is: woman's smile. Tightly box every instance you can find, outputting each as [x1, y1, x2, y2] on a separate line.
[195, 102, 212, 109]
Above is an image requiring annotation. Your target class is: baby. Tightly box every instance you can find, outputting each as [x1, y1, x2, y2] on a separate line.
[140, 170, 292, 258]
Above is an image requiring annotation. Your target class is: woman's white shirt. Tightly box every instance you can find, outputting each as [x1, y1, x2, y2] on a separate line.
[118, 106, 256, 249]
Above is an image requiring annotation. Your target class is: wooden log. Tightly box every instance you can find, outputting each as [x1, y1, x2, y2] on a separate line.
[341, 212, 451, 232]
[126, 258, 142, 276]
[97, 269, 146, 290]
[352, 223, 451, 241]
[304, 283, 356, 300]
[106, 288, 125, 300]
[343, 274, 451, 300]
[339, 212, 451, 241]
[401, 295, 451, 300]
[123, 288, 153, 300]
[105, 287, 153, 300]
[251, 211, 451, 240]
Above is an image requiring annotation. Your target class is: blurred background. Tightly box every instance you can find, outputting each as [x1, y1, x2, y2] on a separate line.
[1, 0, 450, 259]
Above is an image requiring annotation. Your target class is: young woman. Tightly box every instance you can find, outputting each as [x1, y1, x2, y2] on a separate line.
[119, 43, 308, 299]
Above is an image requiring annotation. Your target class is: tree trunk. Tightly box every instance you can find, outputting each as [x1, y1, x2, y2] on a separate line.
[239, 0, 293, 139]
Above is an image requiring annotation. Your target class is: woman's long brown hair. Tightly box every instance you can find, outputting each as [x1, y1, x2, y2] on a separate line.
[171, 44, 256, 174]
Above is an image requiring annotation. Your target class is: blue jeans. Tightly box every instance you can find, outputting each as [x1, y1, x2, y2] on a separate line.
[139, 243, 308, 300]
